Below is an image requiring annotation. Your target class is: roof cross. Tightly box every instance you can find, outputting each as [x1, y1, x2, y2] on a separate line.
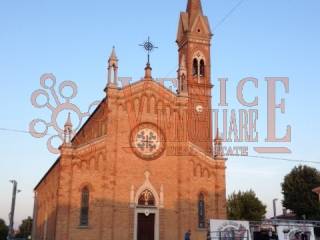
[139, 36, 158, 65]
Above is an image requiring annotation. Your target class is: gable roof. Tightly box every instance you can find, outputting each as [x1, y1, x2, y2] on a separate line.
[34, 78, 179, 190]
[34, 157, 60, 190]
[120, 78, 178, 98]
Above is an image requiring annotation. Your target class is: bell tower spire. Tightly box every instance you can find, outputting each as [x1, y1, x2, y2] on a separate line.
[107, 46, 118, 87]
[63, 113, 73, 146]
[176, 0, 213, 155]
[187, 0, 203, 24]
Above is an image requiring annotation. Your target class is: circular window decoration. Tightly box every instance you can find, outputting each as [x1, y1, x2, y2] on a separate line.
[130, 123, 166, 160]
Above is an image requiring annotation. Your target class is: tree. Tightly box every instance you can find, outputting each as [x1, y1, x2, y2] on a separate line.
[0, 219, 8, 240]
[227, 190, 266, 221]
[282, 165, 320, 220]
[15, 216, 32, 238]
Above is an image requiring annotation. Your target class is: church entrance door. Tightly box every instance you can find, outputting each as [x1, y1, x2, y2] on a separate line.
[137, 213, 155, 240]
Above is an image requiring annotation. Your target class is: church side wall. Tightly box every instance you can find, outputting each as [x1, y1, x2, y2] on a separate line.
[34, 162, 60, 240]
[58, 142, 111, 240]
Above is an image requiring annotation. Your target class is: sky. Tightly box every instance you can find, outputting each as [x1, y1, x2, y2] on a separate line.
[0, 0, 320, 227]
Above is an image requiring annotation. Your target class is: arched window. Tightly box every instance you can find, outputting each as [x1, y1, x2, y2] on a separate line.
[138, 189, 155, 206]
[193, 58, 199, 76]
[80, 187, 89, 226]
[200, 59, 205, 77]
[198, 193, 206, 228]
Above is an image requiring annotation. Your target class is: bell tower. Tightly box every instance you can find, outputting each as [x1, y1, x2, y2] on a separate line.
[177, 0, 213, 154]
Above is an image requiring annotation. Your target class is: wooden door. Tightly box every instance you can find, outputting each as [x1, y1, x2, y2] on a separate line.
[137, 213, 155, 240]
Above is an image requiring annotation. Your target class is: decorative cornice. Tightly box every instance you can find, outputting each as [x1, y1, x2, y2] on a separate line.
[74, 136, 106, 155]
[188, 142, 226, 169]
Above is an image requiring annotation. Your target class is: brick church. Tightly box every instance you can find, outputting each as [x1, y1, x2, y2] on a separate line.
[32, 0, 227, 239]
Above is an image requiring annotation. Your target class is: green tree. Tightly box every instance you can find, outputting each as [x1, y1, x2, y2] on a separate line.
[0, 219, 8, 240]
[15, 216, 32, 238]
[227, 190, 266, 221]
[282, 165, 320, 219]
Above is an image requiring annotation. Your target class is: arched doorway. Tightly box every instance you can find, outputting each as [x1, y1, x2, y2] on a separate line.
[134, 189, 159, 240]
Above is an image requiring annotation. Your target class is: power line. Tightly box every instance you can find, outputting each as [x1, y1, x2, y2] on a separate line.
[1, 127, 319, 165]
[239, 155, 320, 165]
[214, 0, 247, 30]
[163, 65, 179, 78]
[0, 127, 55, 137]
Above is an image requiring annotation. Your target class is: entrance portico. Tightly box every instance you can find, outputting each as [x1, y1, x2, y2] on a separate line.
[132, 172, 162, 240]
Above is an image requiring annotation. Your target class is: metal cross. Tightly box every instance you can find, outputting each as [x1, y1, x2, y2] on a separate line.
[139, 36, 158, 64]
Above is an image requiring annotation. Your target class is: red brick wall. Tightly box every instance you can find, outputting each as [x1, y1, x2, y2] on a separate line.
[34, 161, 60, 240]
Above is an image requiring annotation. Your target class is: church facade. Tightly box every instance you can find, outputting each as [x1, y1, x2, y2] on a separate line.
[32, 0, 227, 240]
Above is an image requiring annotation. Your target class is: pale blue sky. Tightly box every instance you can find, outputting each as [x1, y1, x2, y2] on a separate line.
[0, 0, 320, 227]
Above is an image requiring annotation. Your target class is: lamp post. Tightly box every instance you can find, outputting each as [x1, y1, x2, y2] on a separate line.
[7, 180, 21, 240]
[272, 198, 279, 240]
[273, 198, 278, 219]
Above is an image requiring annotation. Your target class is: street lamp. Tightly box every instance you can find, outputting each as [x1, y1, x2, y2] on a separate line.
[273, 198, 278, 219]
[7, 180, 21, 240]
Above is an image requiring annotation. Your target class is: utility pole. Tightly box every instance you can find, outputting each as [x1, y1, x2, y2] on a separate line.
[8, 180, 20, 240]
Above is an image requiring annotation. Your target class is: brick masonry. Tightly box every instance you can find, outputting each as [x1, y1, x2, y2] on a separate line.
[33, 1, 227, 239]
